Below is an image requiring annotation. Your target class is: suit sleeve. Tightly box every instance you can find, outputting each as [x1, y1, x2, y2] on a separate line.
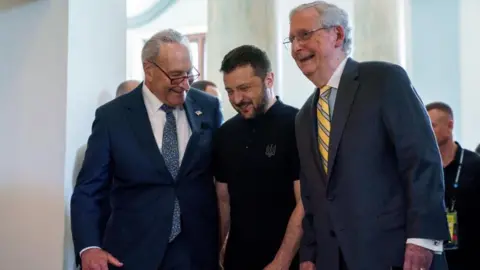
[70, 108, 113, 254]
[212, 98, 227, 183]
[214, 97, 223, 129]
[299, 169, 317, 263]
[295, 114, 317, 263]
[290, 118, 301, 181]
[381, 65, 449, 241]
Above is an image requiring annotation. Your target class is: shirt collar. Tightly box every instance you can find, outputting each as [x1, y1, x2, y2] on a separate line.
[452, 141, 463, 165]
[142, 83, 183, 114]
[265, 97, 283, 115]
[326, 57, 349, 89]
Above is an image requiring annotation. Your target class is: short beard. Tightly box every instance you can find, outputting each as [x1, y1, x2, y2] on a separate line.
[252, 85, 270, 117]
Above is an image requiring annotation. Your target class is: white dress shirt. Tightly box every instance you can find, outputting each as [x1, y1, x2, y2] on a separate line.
[79, 84, 192, 256]
[321, 57, 443, 253]
[142, 84, 192, 163]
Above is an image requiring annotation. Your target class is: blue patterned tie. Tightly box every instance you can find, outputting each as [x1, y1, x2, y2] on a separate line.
[160, 104, 181, 242]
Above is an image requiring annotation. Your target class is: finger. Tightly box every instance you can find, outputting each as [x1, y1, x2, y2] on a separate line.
[403, 254, 412, 270]
[410, 253, 423, 270]
[107, 253, 124, 267]
[418, 253, 429, 270]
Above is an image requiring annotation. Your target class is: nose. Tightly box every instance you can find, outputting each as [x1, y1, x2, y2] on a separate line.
[291, 39, 303, 55]
[231, 91, 244, 105]
[181, 77, 190, 90]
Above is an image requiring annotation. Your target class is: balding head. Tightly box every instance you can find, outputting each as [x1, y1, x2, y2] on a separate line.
[116, 80, 140, 97]
[191, 80, 220, 97]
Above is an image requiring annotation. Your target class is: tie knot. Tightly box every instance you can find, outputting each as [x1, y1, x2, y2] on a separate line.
[320, 85, 331, 95]
[160, 104, 175, 113]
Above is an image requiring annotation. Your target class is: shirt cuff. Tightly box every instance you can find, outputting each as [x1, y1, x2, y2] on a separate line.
[79, 246, 101, 256]
[406, 238, 443, 254]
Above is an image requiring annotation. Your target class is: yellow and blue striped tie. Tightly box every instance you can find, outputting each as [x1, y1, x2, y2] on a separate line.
[317, 85, 331, 173]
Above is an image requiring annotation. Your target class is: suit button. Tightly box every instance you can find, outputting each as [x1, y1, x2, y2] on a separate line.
[327, 195, 335, 201]
[329, 230, 336, 237]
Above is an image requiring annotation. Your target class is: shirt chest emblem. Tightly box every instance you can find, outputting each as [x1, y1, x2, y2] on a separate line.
[265, 144, 276, 158]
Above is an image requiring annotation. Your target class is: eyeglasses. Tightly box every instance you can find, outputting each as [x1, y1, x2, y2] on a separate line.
[149, 61, 200, 85]
[282, 27, 331, 49]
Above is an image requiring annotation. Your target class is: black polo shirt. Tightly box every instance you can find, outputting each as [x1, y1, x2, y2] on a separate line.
[443, 142, 480, 267]
[213, 100, 300, 270]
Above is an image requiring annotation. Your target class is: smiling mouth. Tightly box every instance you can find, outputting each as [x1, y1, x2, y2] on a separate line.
[298, 54, 315, 63]
[169, 88, 185, 94]
[238, 104, 252, 112]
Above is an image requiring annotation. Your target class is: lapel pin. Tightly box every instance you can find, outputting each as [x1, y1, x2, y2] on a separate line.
[195, 110, 203, 116]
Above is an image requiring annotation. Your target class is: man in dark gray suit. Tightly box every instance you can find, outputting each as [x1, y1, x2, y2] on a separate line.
[286, 1, 450, 270]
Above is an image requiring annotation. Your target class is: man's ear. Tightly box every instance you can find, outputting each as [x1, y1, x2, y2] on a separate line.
[143, 62, 154, 83]
[334, 25, 346, 49]
[448, 119, 454, 131]
[264, 72, 275, 89]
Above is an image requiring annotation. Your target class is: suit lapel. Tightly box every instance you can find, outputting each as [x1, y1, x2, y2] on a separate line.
[178, 93, 203, 174]
[327, 59, 360, 181]
[307, 91, 328, 183]
[184, 94, 201, 133]
[125, 86, 170, 180]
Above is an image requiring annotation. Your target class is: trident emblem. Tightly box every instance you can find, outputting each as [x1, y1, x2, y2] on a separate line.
[265, 144, 276, 158]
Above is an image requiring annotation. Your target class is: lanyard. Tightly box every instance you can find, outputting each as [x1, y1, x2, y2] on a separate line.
[450, 148, 464, 212]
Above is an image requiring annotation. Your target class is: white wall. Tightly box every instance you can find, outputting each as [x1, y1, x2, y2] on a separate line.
[0, 0, 126, 269]
[459, 0, 480, 149]
[0, 1, 68, 269]
[63, 0, 126, 269]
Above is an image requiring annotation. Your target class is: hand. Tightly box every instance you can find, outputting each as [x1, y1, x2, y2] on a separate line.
[300, 261, 315, 270]
[81, 248, 123, 270]
[263, 259, 289, 270]
[403, 243, 433, 270]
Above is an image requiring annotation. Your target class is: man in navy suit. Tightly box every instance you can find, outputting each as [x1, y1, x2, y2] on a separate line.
[288, 2, 449, 270]
[71, 29, 222, 270]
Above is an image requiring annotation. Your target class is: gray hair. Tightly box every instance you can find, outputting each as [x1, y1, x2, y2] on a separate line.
[289, 1, 353, 55]
[141, 29, 191, 62]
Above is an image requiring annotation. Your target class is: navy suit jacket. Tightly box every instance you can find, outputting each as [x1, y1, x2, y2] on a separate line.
[71, 85, 222, 269]
[295, 59, 449, 269]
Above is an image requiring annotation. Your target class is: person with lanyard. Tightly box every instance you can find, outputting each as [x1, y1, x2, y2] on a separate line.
[427, 101, 480, 269]
[213, 45, 303, 270]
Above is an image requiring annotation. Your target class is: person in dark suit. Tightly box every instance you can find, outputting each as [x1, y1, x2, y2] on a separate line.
[70, 29, 222, 270]
[72, 79, 142, 268]
[286, 2, 450, 270]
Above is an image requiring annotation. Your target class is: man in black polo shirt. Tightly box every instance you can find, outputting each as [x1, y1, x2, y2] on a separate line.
[427, 102, 480, 269]
[213, 45, 303, 270]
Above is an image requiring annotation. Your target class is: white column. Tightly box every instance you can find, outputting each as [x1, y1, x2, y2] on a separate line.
[206, 0, 280, 119]
[0, 0, 126, 269]
[353, 0, 406, 66]
[459, 0, 480, 149]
